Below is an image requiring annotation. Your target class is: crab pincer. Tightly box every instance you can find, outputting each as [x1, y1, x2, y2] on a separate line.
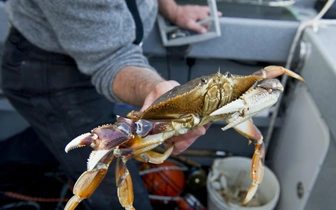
[64, 123, 134, 209]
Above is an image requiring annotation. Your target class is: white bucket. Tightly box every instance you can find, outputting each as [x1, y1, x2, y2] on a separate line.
[207, 157, 280, 210]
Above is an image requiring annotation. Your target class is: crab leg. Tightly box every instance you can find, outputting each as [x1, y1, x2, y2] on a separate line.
[65, 153, 115, 210]
[253, 65, 305, 82]
[114, 131, 175, 158]
[209, 79, 281, 205]
[115, 157, 135, 210]
[232, 119, 265, 205]
[134, 145, 174, 164]
[113, 138, 174, 209]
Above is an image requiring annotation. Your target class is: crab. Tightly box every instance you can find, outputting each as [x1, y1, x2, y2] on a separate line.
[64, 66, 304, 210]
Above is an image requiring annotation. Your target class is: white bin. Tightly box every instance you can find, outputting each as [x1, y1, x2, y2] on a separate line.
[207, 157, 280, 210]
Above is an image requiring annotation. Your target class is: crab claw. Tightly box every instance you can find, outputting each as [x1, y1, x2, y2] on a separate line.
[210, 79, 282, 120]
[65, 133, 98, 153]
[253, 66, 305, 82]
[64, 123, 135, 210]
[65, 123, 134, 171]
[65, 123, 134, 152]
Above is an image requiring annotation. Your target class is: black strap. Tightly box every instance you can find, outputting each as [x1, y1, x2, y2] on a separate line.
[125, 0, 144, 45]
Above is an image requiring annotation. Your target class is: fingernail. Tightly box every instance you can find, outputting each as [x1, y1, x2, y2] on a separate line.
[201, 28, 207, 33]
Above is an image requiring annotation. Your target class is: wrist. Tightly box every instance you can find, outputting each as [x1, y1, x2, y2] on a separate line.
[158, 0, 179, 24]
[113, 66, 165, 107]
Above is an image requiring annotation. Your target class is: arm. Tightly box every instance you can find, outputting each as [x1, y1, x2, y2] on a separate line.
[113, 67, 165, 107]
[38, 0, 159, 106]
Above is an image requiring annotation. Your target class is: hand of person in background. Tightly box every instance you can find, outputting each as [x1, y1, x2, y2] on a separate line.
[159, 0, 222, 34]
[140, 80, 210, 155]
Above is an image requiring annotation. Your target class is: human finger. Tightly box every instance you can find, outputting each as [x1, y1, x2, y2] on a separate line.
[140, 80, 180, 111]
[164, 125, 208, 155]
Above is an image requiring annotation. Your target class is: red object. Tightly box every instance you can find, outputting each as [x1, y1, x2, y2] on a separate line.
[140, 161, 185, 197]
[177, 193, 207, 210]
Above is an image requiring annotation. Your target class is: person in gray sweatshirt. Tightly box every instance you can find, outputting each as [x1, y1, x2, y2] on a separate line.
[1, 0, 216, 209]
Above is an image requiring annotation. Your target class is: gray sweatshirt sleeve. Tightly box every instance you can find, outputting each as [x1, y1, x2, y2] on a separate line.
[38, 0, 156, 103]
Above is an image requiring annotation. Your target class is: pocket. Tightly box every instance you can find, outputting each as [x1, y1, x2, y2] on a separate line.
[1, 37, 25, 69]
[1, 40, 24, 91]
[48, 88, 116, 134]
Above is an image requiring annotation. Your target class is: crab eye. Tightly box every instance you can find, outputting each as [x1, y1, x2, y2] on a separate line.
[224, 72, 232, 78]
[201, 78, 207, 83]
[135, 120, 152, 137]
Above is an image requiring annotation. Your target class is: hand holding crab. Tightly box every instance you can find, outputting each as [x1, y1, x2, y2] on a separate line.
[141, 80, 211, 155]
[64, 66, 304, 210]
